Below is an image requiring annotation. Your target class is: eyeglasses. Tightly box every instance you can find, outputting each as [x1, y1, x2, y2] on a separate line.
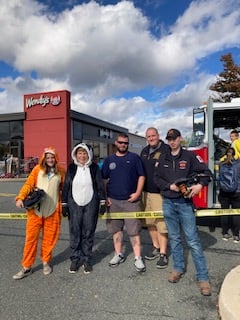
[117, 141, 129, 145]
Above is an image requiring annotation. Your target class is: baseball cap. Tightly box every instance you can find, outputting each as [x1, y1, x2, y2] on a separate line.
[165, 129, 181, 140]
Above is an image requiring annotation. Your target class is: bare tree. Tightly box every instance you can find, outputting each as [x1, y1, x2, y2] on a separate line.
[209, 53, 240, 102]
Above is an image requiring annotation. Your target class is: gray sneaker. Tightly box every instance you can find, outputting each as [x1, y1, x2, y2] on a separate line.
[13, 268, 32, 280]
[134, 257, 146, 272]
[109, 254, 126, 267]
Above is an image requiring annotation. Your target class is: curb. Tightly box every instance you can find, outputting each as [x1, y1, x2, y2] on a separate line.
[219, 265, 240, 319]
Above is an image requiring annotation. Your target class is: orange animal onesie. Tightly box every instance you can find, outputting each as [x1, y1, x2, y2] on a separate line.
[16, 149, 65, 268]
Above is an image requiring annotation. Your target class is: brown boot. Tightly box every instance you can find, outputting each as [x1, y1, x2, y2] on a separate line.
[168, 271, 183, 283]
[198, 281, 211, 296]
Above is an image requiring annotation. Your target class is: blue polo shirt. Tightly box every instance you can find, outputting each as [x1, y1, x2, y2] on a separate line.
[102, 152, 145, 200]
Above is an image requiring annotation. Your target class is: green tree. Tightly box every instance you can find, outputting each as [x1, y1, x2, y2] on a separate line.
[209, 53, 240, 102]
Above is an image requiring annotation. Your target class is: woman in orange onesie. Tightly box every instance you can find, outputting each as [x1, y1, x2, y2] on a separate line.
[13, 147, 65, 280]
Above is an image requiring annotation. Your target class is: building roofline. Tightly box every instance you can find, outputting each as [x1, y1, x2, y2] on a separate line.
[71, 109, 128, 132]
[0, 112, 25, 121]
[0, 110, 129, 134]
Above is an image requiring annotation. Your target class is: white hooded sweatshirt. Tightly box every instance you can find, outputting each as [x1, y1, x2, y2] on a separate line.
[71, 143, 94, 206]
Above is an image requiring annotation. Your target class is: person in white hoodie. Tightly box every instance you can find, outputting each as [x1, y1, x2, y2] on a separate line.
[62, 143, 106, 274]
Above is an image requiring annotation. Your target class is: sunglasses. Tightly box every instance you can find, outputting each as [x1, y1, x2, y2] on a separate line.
[117, 141, 129, 145]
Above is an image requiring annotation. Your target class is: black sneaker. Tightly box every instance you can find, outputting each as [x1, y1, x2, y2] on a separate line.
[156, 254, 168, 269]
[144, 247, 160, 260]
[69, 260, 78, 274]
[83, 263, 93, 274]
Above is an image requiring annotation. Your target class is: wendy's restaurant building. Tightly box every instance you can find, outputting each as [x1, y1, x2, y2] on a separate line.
[0, 90, 146, 176]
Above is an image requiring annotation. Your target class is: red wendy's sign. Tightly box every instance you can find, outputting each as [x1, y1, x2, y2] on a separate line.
[24, 90, 69, 119]
[23, 90, 71, 168]
[25, 94, 61, 107]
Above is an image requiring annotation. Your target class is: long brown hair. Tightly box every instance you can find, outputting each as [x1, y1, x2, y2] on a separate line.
[39, 147, 61, 175]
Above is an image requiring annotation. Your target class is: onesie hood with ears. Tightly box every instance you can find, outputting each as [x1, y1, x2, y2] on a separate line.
[39, 146, 60, 170]
[71, 143, 93, 167]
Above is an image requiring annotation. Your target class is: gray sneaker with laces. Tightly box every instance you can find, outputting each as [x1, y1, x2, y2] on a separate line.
[13, 268, 32, 280]
[134, 257, 146, 272]
[109, 253, 126, 267]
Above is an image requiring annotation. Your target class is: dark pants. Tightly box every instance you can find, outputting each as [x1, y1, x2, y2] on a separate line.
[68, 196, 99, 264]
[218, 191, 240, 236]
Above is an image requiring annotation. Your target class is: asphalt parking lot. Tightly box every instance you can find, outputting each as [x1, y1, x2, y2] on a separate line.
[1, 179, 240, 320]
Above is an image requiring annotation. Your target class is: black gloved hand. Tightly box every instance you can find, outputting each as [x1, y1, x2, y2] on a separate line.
[99, 201, 106, 215]
[62, 205, 69, 217]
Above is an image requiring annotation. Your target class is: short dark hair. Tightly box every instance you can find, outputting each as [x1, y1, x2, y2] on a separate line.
[230, 130, 239, 135]
[117, 133, 129, 140]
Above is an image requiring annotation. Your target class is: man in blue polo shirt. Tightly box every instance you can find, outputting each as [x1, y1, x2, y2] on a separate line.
[102, 133, 146, 272]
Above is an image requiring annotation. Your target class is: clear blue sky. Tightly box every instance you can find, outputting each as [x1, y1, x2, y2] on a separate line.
[0, 0, 239, 138]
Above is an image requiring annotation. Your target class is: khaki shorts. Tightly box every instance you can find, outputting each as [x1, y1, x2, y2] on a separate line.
[142, 192, 168, 234]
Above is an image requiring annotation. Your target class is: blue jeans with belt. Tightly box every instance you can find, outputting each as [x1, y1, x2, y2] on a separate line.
[163, 197, 209, 282]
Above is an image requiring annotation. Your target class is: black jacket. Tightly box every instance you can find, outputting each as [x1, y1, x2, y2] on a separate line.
[141, 140, 169, 193]
[153, 147, 212, 199]
[62, 162, 106, 204]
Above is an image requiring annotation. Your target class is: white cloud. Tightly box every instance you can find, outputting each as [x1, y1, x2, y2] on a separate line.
[0, 75, 70, 112]
[0, 0, 239, 137]
[161, 73, 216, 108]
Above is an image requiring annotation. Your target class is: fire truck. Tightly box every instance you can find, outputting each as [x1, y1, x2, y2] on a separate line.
[188, 98, 240, 224]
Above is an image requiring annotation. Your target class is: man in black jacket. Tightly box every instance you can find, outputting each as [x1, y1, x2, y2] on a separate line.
[153, 129, 212, 296]
[141, 127, 169, 268]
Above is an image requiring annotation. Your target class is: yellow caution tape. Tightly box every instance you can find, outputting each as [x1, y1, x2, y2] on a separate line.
[0, 213, 27, 219]
[196, 208, 240, 217]
[0, 193, 16, 197]
[100, 211, 164, 219]
[100, 209, 240, 219]
[100, 208, 240, 219]
[1, 208, 240, 220]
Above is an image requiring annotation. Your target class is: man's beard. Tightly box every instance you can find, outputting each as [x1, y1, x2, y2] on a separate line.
[117, 147, 128, 154]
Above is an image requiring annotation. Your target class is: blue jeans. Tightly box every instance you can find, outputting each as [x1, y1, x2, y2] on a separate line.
[163, 197, 209, 281]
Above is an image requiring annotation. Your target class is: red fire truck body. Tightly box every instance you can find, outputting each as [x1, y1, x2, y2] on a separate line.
[188, 98, 240, 209]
